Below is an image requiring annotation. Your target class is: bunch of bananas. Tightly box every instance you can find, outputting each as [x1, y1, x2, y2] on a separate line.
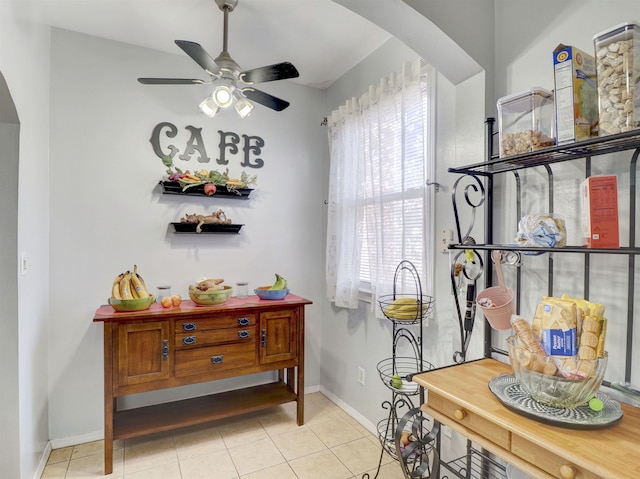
[269, 274, 288, 290]
[384, 297, 425, 320]
[111, 265, 150, 300]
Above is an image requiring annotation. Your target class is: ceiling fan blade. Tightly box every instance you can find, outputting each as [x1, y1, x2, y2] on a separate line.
[243, 88, 290, 111]
[241, 62, 299, 84]
[138, 78, 206, 85]
[175, 40, 221, 74]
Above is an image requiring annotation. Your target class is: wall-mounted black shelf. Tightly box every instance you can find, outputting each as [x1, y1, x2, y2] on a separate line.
[170, 223, 243, 234]
[160, 181, 253, 199]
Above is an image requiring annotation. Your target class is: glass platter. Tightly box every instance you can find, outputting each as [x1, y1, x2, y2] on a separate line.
[488, 374, 623, 429]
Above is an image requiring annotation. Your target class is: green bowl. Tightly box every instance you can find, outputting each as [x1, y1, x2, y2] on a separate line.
[189, 285, 233, 305]
[108, 295, 155, 312]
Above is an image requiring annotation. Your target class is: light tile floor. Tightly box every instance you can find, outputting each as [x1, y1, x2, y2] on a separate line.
[41, 393, 407, 479]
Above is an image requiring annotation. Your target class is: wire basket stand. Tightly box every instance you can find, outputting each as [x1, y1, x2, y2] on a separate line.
[363, 260, 437, 479]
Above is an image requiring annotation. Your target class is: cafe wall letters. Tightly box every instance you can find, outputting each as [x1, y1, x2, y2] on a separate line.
[150, 122, 265, 169]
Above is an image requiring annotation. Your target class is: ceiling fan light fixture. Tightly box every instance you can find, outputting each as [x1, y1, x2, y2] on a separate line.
[234, 95, 254, 118]
[139, 0, 299, 116]
[199, 95, 220, 117]
[212, 83, 234, 108]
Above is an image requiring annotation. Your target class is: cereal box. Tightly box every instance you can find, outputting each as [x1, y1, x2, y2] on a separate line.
[581, 175, 619, 248]
[553, 44, 599, 144]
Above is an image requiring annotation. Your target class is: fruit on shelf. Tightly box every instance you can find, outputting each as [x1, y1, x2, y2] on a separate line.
[268, 274, 288, 291]
[391, 374, 403, 389]
[111, 265, 150, 301]
[171, 294, 182, 307]
[203, 184, 217, 195]
[189, 279, 233, 305]
[225, 178, 244, 188]
[196, 278, 225, 291]
[109, 265, 155, 311]
[384, 297, 425, 320]
[162, 156, 258, 192]
[161, 296, 173, 308]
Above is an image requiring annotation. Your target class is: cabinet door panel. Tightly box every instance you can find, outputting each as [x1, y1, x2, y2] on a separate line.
[260, 309, 298, 364]
[116, 322, 171, 387]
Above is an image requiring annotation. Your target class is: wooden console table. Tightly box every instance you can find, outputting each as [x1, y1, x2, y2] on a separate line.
[94, 294, 312, 474]
[413, 359, 640, 479]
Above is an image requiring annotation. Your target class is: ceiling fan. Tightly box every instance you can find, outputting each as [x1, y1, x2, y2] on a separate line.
[138, 0, 299, 118]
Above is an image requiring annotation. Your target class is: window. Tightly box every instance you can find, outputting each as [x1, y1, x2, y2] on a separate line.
[326, 61, 435, 309]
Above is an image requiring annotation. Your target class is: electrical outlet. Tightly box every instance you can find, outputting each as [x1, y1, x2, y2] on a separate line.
[440, 229, 453, 253]
[442, 425, 452, 439]
[357, 367, 365, 385]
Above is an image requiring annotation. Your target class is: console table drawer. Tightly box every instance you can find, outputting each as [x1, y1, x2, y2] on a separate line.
[428, 392, 510, 450]
[512, 435, 600, 479]
[175, 326, 256, 348]
[176, 314, 256, 332]
[175, 342, 257, 377]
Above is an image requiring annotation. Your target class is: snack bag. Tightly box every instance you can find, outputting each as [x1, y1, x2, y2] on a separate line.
[511, 315, 557, 376]
[538, 298, 577, 357]
[578, 315, 607, 359]
[515, 214, 567, 249]
[560, 294, 605, 316]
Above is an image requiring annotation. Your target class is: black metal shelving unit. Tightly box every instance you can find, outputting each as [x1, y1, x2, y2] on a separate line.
[438, 119, 640, 479]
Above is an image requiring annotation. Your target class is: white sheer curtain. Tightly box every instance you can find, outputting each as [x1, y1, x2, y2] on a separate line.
[326, 60, 434, 309]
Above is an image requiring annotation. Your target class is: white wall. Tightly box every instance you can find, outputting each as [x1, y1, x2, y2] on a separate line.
[0, 3, 52, 478]
[47, 28, 326, 441]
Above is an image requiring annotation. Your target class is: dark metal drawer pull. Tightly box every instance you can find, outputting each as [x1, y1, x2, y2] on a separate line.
[162, 340, 169, 361]
[182, 336, 196, 345]
[238, 330, 250, 339]
[211, 355, 224, 364]
[238, 317, 250, 326]
[182, 322, 197, 331]
[261, 329, 266, 348]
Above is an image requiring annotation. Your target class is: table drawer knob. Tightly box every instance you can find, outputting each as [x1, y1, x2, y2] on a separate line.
[238, 317, 250, 326]
[238, 330, 250, 339]
[454, 409, 467, 421]
[559, 464, 576, 479]
[182, 322, 197, 331]
[211, 355, 224, 365]
[182, 336, 196, 345]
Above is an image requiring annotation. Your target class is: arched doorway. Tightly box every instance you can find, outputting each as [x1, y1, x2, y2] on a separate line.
[0, 70, 21, 479]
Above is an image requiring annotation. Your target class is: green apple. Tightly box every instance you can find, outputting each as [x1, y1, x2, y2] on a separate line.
[391, 374, 403, 389]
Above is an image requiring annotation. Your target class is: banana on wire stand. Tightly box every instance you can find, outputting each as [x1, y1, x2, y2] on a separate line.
[111, 265, 151, 300]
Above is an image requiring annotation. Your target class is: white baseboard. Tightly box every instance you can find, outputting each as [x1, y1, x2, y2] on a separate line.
[32, 441, 52, 479]
[304, 384, 320, 395]
[318, 385, 377, 435]
[50, 429, 104, 450]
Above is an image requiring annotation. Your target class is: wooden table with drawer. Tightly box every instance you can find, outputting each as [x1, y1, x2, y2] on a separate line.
[94, 294, 312, 474]
[412, 359, 640, 479]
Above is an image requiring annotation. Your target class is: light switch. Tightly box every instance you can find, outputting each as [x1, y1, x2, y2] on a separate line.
[20, 252, 27, 275]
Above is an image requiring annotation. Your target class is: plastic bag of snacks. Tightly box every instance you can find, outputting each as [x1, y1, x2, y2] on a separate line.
[515, 214, 566, 250]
